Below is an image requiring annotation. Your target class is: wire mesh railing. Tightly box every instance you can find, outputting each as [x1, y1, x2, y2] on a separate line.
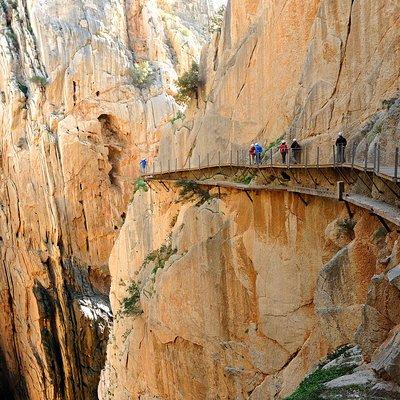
[141, 144, 400, 182]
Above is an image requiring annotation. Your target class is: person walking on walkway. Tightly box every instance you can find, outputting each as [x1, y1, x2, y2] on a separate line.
[140, 158, 147, 173]
[255, 142, 263, 164]
[335, 132, 347, 163]
[279, 140, 289, 164]
[249, 143, 256, 164]
[291, 139, 301, 164]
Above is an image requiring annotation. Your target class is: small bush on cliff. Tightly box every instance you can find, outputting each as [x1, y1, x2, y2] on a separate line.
[30, 75, 48, 87]
[121, 281, 143, 316]
[176, 179, 215, 206]
[133, 178, 149, 195]
[286, 346, 359, 400]
[209, 6, 226, 34]
[174, 62, 200, 106]
[131, 60, 156, 89]
[285, 365, 356, 400]
[170, 110, 185, 124]
[235, 172, 256, 185]
[142, 243, 177, 275]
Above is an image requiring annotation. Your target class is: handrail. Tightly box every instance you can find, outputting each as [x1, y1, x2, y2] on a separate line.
[141, 145, 400, 183]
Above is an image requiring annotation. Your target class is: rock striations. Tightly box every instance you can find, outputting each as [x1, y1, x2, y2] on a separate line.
[0, 0, 400, 400]
[100, 0, 400, 399]
[0, 0, 212, 399]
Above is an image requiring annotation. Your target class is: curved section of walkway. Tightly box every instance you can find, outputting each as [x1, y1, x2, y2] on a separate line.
[142, 148, 400, 228]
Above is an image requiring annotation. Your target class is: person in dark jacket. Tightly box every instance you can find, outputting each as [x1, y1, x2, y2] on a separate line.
[291, 139, 301, 164]
[335, 132, 347, 163]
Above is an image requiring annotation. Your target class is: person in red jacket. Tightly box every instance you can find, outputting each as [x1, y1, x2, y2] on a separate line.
[279, 140, 289, 163]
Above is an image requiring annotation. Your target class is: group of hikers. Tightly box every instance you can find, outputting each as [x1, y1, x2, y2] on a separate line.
[139, 132, 348, 173]
[249, 132, 348, 165]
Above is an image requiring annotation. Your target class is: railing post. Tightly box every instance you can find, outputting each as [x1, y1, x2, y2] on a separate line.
[236, 150, 239, 165]
[188, 157, 191, 170]
[175, 158, 178, 172]
[351, 142, 356, 169]
[160, 161, 163, 174]
[230, 149, 233, 166]
[377, 144, 380, 173]
[270, 148, 273, 166]
[207, 153, 210, 168]
[333, 145, 336, 166]
[152, 161, 155, 174]
[364, 142, 369, 171]
[218, 151, 221, 167]
[305, 146, 308, 168]
[168, 159, 170, 172]
[395, 147, 399, 182]
[337, 181, 345, 201]
[317, 147, 320, 168]
[198, 154, 201, 169]
[373, 143, 377, 172]
[287, 147, 290, 168]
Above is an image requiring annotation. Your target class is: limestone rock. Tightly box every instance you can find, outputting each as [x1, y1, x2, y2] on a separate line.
[371, 325, 400, 385]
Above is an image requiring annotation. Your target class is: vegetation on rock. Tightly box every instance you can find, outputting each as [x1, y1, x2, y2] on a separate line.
[30, 75, 48, 87]
[174, 62, 200, 105]
[131, 60, 156, 89]
[133, 178, 149, 196]
[209, 6, 226, 34]
[121, 282, 142, 316]
[142, 243, 177, 275]
[176, 179, 215, 206]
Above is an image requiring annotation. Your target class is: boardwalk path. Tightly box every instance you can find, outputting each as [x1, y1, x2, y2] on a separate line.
[142, 148, 400, 228]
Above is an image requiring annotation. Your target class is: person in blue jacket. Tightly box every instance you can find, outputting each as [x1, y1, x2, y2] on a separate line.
[255, 143, 263, 164]
[139, 158, 147, 173]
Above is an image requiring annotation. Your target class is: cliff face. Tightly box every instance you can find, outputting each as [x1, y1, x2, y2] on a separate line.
[158, 0, 400, 165]
[0, 0, 212, 399]
[100, 187, 400, 399]
[100, 0, 400, 399]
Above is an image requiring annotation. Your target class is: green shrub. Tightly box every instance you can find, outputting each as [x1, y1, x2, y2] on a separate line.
[121, 281, 142, 316]
[325, 344, 353, 363]
[170, 110, 185, 124]
[174, 62, 200, 106]
[133, 178, 149, 196]
[285, 365, 356, 400]
[131, 60, 155, 89]
[176, 179, 215, 206]
[30, 75, 48, 87]
[209, 6, 226, 34]
[235, 172, 256, 185]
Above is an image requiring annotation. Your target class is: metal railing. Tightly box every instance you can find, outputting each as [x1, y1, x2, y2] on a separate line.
[140, 144, 400, 183]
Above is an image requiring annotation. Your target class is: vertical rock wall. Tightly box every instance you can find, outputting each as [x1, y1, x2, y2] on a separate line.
[100, 186, 400, 398]
[0, 0, 212, 398]
[158, 0, 400, 165]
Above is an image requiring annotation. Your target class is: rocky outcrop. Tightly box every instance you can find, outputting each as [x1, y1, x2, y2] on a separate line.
[99, 183, 400, 398]
[0, 0, 212, 399]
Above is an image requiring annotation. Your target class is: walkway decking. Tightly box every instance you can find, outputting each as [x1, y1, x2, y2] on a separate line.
[142, 147, 400, 228]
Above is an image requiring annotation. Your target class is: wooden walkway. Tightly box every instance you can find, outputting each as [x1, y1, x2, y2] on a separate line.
[142, 157, 400, 228]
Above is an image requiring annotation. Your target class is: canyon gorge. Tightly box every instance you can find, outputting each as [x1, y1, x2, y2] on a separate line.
[0, 0, 399, 399]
